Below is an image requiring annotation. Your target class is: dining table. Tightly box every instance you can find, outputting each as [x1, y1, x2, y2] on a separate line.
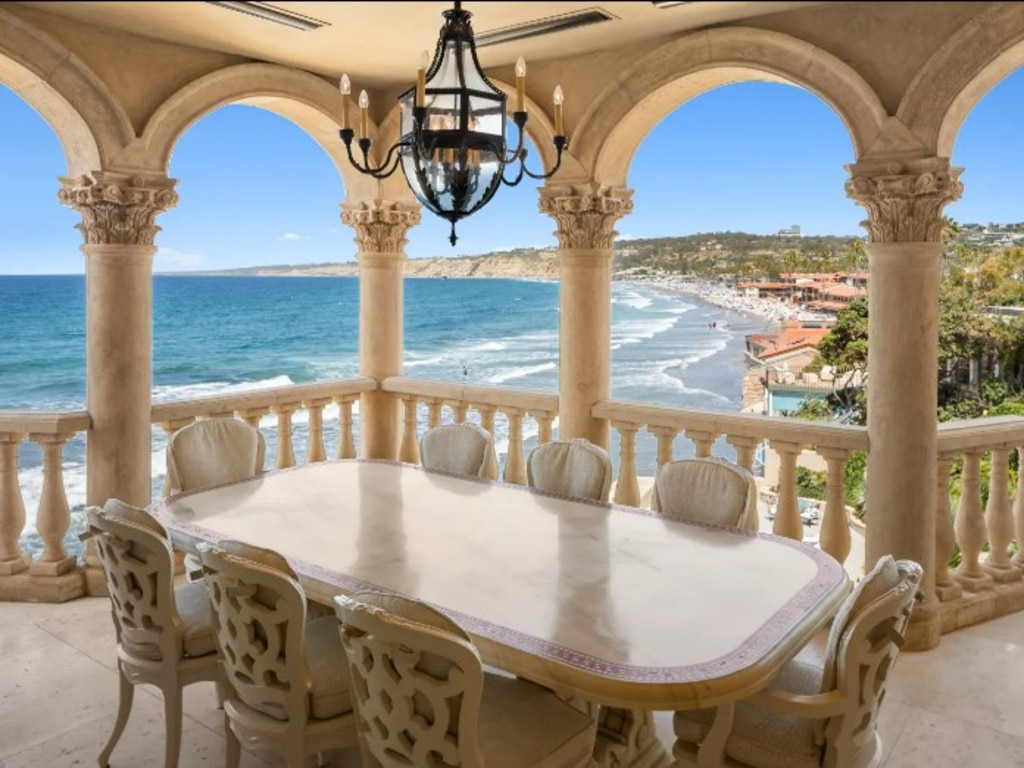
[152, 458, 849, 768]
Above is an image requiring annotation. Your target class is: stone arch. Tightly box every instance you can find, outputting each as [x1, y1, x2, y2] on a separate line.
[575, 27, 886, 188]
[0, 6, 131, 176]
[900, 4, 1024, 159]
[130, 63, 380, 202]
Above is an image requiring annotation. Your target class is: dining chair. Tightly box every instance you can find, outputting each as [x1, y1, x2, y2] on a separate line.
[163, 416, 266, 497]
[651, 457, 760, 531]
[673, 556, 923, 768]
[526, 438, 613, 502]
[198, 540, 358, 768]
[335, 589, 599, 768]
[419, 422, 497, 479]
[85, 499, 223, 768]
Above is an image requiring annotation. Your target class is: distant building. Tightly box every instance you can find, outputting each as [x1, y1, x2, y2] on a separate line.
[777, 224, 802, 236]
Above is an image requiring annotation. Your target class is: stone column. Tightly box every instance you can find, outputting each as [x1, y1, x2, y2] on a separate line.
[845, 157, 963, 651]
[539, 184, 633, 448]
[59, 172, 177, 595]
[341, 200, 420, 459]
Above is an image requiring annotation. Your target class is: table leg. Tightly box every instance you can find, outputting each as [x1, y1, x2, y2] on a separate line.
[593, 707, 671, 768]
[671, 703, 733, 768]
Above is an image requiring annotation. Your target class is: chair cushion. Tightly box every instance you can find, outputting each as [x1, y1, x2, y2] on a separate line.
[821, 555, 900, 692]
[166, 418, 263, 494]
[304, 615, 354, 720]
[527, 440, 611, 502]
[174, 581, 218, 658]
[654, 459, 755, 529]
[478, 673, 597, 768]
[420, 424, 491, 477]
[103, 498, 169, 540]
[673, 659, 824, 768]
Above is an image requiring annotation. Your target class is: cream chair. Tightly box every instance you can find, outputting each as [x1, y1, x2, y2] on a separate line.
[673, 556, 923, 768]
[419, 422, 496, 479]
[86, 500, 222, 768]
[651, 457, 760, 532]
[163, 417, 266, 497]
[335, 590, 598, 768]
[526, 438, 613, 502]
[199, 541, 358, 768]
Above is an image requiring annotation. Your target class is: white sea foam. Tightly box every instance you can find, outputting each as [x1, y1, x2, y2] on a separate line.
[152, 375, 296, 402]
[487, 362, 557, 385]
[612, 291, 653, 310]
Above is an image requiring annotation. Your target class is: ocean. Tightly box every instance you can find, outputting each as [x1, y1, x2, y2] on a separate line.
[0, 274, 772, 557]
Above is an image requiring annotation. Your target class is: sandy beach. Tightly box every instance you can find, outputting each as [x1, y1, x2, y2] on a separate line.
[634, 277, 820, 326]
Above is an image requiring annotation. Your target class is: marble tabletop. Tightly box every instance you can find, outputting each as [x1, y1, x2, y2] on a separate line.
[152, 459, 849, 710]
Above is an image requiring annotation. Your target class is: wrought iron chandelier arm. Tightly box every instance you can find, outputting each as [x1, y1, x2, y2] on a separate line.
[339, 128, 407, 179]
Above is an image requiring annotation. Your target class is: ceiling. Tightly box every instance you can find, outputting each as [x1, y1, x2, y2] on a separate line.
[19, 1, 827, 89]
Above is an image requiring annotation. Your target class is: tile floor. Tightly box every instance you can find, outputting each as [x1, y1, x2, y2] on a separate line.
[2, 595, 1022, 767]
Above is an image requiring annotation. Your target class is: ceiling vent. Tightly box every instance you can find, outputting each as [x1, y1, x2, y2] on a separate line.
[476, 8, 616, 48]
[206, 2, 329, 31]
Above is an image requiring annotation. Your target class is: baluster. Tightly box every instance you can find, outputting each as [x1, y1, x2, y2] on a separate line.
[400, 397, 420, 464]
[726, 435, 760, 472]
[28, 432, 76, 575]
[817, 447, 850, 564]
[0, 432, 30, 575]
[271, 403, 298, 469]
[935, 451, 962, 601]
[770, 440, 803, 541]
[453, 402, 469, 423]
[984, 446, 1020, 582]
[649, 426, 678, 471]
[304, 397, 331, 464]
[427, 399, 444, 429]
[685, 429, 716, 458]
[335, 396, 357, 460]
[611, 421, 640, 507]
[503, 407, 527, 485]
[1014, 446, 1024, 568]
[476, 405, 499, 480]
[236, 407, 269, 430]
[530, 410, 554, 444]
[156, 417, 195, 437]
[954, 450, 995, 592]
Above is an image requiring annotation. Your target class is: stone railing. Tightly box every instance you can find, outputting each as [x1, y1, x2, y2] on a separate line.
[594, 399, 869, 567]
[380, 376, 559, 484]
[150, 377, 377, 471]
[0, 410, 90, 602]
[935, 416, 1024, 632]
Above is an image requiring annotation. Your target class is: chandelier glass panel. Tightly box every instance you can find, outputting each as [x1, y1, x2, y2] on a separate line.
[338, 1, 568, 245]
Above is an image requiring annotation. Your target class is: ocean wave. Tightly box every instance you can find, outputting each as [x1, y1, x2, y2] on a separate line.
[487, 361, 557, 385]
[611, 315, 680, 345]
[466, 340, 507, 352]
[612, 292, 653, 310]
[152, 375, 296, 402]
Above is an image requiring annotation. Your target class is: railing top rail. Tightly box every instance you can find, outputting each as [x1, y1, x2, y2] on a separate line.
[594, 399, 869, 450]
[0, 410, 91, 435]
[937, 415, 1024, 452]
[382, 376, 559, 413]
[150, 377, 377, 424]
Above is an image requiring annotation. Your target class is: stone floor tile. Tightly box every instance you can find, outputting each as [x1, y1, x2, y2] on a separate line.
[882, 707, 1024, 767]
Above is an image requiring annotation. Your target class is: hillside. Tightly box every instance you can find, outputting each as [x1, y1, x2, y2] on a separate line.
[181, 231, 867, 279]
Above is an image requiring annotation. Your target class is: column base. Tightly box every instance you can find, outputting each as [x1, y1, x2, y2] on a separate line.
[29, 555, 77, 577]
[953, 569, 995, 593]
[595, 707, 671, 768]
[85, 562, 109, 596]
[0, 570, 85, 602]
[0, 553, 31, 575]
[903, 594, 940, 652]
[934, 580, 963, 602]
[982, 562, 1022, 584]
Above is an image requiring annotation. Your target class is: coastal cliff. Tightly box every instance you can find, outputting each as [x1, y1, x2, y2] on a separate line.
[244, 249, 559, 279]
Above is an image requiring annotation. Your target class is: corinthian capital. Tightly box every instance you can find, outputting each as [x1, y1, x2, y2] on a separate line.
[538, 184, 634, 250]
[58, 172, 178, 246]
[340, 200, 421, 253]
[845, 157, 963, 243]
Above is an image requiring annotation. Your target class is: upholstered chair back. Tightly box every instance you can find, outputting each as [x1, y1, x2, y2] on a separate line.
[164, 417, 266, 497]
[526, 439, 613, 502]
[419, 422, 496, 480]
[336, 590, 487, 768]
[652, 458, 759, 532]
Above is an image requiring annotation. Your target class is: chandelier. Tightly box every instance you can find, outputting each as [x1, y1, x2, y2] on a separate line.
[338, 1, 568, 246]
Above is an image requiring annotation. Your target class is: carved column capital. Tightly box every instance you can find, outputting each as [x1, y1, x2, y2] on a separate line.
[340, 199, 421, 253]
[538, 184, 634, 250]
[58, 171, 178, 246]
[845, 157, 963, 243]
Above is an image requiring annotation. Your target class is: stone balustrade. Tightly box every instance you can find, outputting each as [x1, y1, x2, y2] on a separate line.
[151, 377, 377, 469]
[0, 410, 90, 602]
[381, 376, 559, 483]
[594, 399, 869, 566]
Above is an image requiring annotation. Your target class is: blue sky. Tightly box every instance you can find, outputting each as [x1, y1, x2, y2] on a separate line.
[1, 73, 1023, 275]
